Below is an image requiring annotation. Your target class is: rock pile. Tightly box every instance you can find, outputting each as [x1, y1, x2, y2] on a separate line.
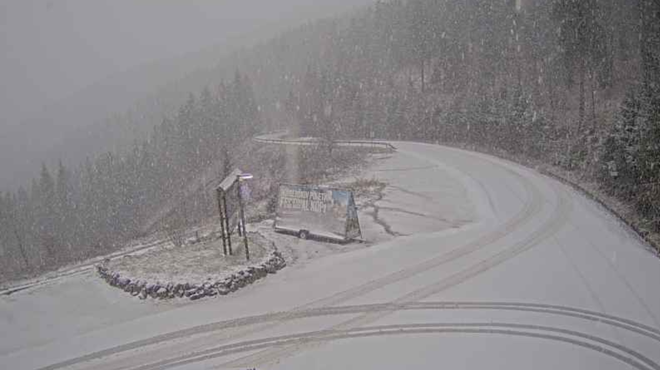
[96, 251, 286, 301]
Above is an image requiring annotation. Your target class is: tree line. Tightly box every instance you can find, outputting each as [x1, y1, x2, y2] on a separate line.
[0, 72, 260, 281]
[272, 0, 658, 231]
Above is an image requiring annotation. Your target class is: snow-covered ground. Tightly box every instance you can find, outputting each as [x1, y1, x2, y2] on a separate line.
[106, 235, 270, 285]
[1, 141, 659, 370]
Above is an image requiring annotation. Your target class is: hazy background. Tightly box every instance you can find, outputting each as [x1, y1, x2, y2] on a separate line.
[0, 0, 373, 191]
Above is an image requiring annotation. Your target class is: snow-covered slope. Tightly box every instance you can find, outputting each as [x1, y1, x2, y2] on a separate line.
[1, 142, 659, 370]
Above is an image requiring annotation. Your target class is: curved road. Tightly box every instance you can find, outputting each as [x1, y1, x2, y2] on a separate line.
[2, 141, 660, 369]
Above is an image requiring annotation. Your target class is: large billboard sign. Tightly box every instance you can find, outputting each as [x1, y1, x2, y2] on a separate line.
[275, 184, 361, 241]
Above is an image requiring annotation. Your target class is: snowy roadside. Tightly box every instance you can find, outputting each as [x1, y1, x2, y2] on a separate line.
[0, 234, 167, 296]
[0, 221, 224, 296]
[439, 141, 660, 257]
[537, 165, 660, 256]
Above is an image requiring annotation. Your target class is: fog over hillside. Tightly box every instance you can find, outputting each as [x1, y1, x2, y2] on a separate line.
[0, 0, 373, 191]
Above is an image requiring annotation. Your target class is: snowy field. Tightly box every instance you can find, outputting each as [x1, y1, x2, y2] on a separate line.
[1, 141, 659, 370]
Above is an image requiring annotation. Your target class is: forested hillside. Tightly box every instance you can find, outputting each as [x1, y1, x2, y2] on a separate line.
[1, 0, 659, 282]
[268, 0, 660, 234]
[0, 72, 260, 281]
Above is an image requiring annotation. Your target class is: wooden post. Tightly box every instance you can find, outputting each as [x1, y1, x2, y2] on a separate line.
[237, 178, 250, 261]
[222, 195, 232, 255]
[216, 189, 227, 255]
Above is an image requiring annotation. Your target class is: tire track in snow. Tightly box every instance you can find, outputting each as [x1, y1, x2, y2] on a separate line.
[224, 178, 570, 367]
[300, 151, 544, 308]
[130, 323, 659, 370]
[386, 185, 435, 201]
[45, 301, 660, 370]
[118, 301, 660, 370]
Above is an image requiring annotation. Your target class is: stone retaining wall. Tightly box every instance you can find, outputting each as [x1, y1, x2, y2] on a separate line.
[96, 250, 286, 300]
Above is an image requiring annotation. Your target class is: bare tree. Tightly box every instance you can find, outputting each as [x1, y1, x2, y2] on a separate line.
[162, 200, 190, 247]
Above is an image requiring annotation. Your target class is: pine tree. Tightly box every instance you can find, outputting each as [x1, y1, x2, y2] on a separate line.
[552, 0, 606, 131]
[55, 160, 74, 258]
[36, 163, 57, 265]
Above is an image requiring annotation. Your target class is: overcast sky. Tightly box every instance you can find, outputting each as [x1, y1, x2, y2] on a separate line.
[0, 0, 372, 131]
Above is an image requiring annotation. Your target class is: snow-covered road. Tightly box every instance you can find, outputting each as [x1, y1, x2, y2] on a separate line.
[2, 141, 660, 370]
